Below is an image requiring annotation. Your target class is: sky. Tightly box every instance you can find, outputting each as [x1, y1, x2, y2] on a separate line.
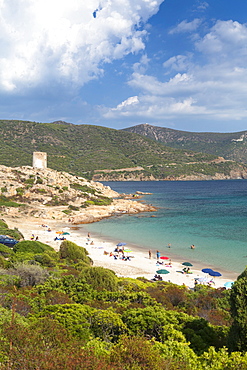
[1, 0, 247, 132]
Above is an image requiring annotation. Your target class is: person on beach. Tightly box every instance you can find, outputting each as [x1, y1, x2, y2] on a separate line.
[149, 250, 152, 259]
[156, 250, 160, 260]
[168, 243, 171, 248]
[191, 244, 195, 249]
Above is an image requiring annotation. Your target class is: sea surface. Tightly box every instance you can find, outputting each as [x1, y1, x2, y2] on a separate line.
[86, 180, 247, 276]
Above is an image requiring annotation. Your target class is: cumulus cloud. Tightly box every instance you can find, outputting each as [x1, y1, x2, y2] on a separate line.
[113, 96, 139, 110]
[0, 0, 164, 93]
[104, 20, 247, 126]
[169, 19, 201, 34]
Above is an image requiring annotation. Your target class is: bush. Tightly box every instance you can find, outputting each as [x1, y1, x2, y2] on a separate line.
[80, 266, 118, 292]
[0, 228, 23, 240]
[0, 244, 14, 257]
[34, 254, 56, 267]
[13, 240, 53, 254]
[7, 263, 50, 287]
[59, 241, 92, 265]
[71, 183, 96, 194]
[0, 220, 8, 228]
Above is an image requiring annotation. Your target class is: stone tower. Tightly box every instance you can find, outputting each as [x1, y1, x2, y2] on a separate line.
[33, 152, 47, 169]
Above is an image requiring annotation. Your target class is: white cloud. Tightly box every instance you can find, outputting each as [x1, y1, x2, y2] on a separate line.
[196, 20, 247, 61]
[163, 54, 192, 72]
[106, 96, 139, 117]
[196, 2, 209, 11]
[169, 19, 201, 35]
[0, 0, 164, 92]
[104, 20, 247, 125]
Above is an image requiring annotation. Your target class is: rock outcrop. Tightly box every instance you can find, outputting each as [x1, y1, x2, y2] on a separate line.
[0, 165, 156, 222]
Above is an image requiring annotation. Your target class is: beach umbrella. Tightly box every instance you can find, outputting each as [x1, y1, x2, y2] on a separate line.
[56, 231, 63, 234]
[117, 242, 126, 247]
[62, 232, 70, 235]
[124, 249, 132, 253]
[202, 268, 213, 274]
[160, 256, 169, 260]
[182, 262, 193, 267]
[196, 277, 212, 284]
[209, 270, 222, 277]
[224, 281, 234, 289]
[156, 269, 170, 274]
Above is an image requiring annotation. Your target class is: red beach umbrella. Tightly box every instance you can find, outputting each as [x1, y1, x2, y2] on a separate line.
[160, 256, 169, 260]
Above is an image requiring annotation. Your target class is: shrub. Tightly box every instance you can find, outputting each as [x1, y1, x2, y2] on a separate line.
[13, 240, 53, 254]
[24, 178, 35, 185]
[80, 266, 118, 292]
[0, 220, 8, 228]
[0, 228, 23, 240]
[0, 244, 14, 257]
[59, 240, 91, 265]
[62, 209, 72, 215]
[16, 187, 24, 196]
[7, 263, 50, 287]
[0, 196, 23, 207]
[71, 183, 96, 194]
[34, 254, 56, 267]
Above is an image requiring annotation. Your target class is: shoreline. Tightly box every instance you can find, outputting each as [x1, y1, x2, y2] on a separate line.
[5, 216, 239, 289]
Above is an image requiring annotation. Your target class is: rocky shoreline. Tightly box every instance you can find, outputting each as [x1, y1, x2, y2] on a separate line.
[0, 165, 157, 225]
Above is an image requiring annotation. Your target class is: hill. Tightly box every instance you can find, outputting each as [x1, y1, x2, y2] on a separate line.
[123, 123, 247, 164]
[0, 119, 247, 180]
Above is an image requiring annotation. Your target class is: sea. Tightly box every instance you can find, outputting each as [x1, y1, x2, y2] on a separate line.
[85, 180, 247, 276]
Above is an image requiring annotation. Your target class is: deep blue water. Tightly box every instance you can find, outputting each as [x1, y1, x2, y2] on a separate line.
[86, 180, 247, 275]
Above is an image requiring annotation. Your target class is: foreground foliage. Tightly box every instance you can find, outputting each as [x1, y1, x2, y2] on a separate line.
[0, 220, 246, 369]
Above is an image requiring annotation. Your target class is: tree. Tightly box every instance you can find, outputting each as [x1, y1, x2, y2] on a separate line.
[228, 268, 247, 351]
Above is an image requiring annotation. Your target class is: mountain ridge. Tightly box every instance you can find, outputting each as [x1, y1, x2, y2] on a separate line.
[123, 123, 247, 164]
[0, 119, 247, 181]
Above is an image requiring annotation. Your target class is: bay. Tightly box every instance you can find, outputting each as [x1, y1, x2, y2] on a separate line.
[86, 180, 247, 275]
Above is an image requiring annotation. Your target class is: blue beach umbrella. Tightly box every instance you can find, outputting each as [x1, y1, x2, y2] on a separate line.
[117, 242, 126, 247]
[202, 268, 213, 274]
[209, 270, 222, 277]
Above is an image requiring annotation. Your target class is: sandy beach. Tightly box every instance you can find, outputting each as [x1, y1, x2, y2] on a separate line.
[5, 216, 239, 289]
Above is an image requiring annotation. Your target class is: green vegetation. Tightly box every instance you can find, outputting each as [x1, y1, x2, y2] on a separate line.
[0, 220, 247, 368]
[0, 195, 23, 208]
[124, 123, 247, 166]
[0, 119, 245, 180]
[71, 183, 96, 194]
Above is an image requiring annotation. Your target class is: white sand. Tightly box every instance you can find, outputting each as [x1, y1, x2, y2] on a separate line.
[8, 217, 238, 290]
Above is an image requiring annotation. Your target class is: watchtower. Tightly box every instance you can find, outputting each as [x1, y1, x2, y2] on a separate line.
[33, 152, 47, 169]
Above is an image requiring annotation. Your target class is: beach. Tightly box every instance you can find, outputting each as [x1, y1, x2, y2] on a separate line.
[5, 216, 238, 289]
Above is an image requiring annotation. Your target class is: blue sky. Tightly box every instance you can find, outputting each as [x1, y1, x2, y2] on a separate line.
[1, 0, 247, 132]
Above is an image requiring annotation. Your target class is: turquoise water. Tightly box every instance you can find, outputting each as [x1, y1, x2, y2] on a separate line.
[86, 180, 247, 275]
